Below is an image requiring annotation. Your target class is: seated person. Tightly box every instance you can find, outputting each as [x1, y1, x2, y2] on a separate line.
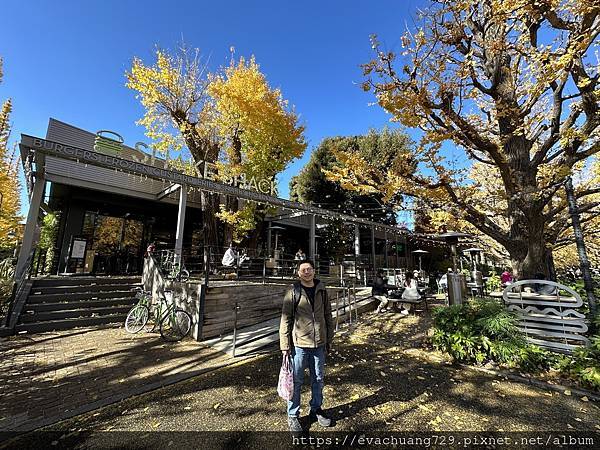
[238, 249, 249, 266]
[294, 248, 307, 261]
[222, 244, 239, 268]
[501, 268, 514, 286]
[533, 272, 558, 296]
[400, 271, 420, 316]
[372, 269, 391, 313]
[413, 269, 421, 284]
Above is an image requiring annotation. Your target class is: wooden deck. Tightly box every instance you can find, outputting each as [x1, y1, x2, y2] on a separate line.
[203, 287, 376, 356]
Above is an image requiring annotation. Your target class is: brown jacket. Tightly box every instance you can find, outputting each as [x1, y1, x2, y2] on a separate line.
[279, 280, 334, 351]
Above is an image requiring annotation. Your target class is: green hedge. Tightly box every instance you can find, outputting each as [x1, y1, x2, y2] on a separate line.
[431, 299, 524, 365]
[432, 300, 600, 391]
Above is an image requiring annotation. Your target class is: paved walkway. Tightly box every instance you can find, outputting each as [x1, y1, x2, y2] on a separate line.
[0, 325, 238, 432]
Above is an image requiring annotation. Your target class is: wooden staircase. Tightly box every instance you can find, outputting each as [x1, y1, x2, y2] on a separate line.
[16, 276, 141, 333]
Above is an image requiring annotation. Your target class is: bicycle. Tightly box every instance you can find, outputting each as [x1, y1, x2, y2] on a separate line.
[168, 261, 190, 283]
[125, 288, 192, 341]
[125, 287, 151, 333]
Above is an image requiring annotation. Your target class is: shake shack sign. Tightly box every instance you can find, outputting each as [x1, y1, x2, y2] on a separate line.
[20, 135, 410, 231]
[23, 135, 201, 185]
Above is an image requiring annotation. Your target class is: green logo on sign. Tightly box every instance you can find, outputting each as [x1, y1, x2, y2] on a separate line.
[94, 130, 124, 156]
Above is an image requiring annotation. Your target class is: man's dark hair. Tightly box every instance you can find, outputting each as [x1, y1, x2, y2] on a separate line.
[297, 259, 315, 270]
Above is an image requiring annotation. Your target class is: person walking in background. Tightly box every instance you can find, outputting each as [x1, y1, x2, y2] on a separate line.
[279, 259, 335, 434]
[144, 242, 155, 258]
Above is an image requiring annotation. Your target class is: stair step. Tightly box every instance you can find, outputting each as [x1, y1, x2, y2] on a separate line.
[24, 298, 138, 312]
[30, 283, 141, 295]
[32, 277, 140, 288]
[15, 315, 127, 333]
[19, 306, 134, 323]
[27, 290, 137, 303]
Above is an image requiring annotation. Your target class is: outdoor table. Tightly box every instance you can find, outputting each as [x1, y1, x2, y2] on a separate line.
[385, 286, 430, 312]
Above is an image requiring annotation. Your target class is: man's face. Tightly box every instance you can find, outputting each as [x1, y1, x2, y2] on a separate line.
[298, 263, 314, 283]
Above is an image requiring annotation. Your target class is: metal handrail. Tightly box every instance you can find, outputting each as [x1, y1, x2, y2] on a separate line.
[2, 251, 35, 328]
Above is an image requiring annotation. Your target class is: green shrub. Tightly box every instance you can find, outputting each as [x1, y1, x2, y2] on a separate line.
[432, 299, 525, 364]
[517, 345, 559, 373]
[559, 336, 600, 391]
[486, 273, 502, 292]
[0, 258, 15, 279]
[0, 278, 13, 315]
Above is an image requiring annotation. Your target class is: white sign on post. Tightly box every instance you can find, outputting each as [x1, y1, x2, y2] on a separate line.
[71, 239, 87, 259]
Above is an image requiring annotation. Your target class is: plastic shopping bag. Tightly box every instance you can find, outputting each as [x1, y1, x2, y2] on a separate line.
[277, 354, 294, 401]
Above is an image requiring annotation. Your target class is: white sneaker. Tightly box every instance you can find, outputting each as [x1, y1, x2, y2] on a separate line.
[400, 309, 409, 316]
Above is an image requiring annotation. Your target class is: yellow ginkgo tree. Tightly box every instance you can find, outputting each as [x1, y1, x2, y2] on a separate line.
[207, 56, 306, 243]
[0, 57, 21, 254]
[330, 0, 600, 279]
[126, 47, 306, 246]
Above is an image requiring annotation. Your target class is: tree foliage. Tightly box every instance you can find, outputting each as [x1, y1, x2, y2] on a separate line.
[0, 57, 21, 251]
[207, 56, 306, 242]
[329, 0, 600, 278]
[126, 48, 306, 245]
[292, 129, 412, 224]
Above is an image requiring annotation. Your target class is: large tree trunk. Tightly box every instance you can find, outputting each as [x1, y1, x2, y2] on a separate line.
[222, 134, 243, 244]
[506, 205, 554, 280]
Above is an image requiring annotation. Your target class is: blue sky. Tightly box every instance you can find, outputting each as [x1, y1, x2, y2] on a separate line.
[1, 0, 428, 219]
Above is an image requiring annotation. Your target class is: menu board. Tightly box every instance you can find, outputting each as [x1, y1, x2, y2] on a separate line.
[71, 239, 87, 259]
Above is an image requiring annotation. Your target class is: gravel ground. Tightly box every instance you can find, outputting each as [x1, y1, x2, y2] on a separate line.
[4, 310, 599, 449]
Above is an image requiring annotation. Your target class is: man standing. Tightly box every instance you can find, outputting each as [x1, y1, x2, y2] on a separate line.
[280, 259, 334, 433]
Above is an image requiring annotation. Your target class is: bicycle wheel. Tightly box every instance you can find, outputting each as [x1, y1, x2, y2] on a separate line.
[178, 269, 190, 283]
[160, 309, 192, 341]
[125, 305, 150, 333]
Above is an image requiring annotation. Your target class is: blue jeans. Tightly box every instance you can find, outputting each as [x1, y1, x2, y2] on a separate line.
[287, 346, 326, 417]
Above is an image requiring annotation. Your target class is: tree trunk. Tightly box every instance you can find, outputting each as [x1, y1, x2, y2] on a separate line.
[222, 134, 243, 244]
[201, 191, 220, 250]
[507, 215, 552, 280]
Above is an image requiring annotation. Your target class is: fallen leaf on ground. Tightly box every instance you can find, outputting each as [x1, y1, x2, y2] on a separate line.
[213, 403, 221, 409]
[427, 416, 442, 426]
[581, 396, 589, 402]
[564, 390, 571, 396]
[367, 407, 376, 415]
[418, 404, 433, 413]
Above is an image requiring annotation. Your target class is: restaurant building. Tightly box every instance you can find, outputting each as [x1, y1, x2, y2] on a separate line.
[16, 119, 411, 279]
